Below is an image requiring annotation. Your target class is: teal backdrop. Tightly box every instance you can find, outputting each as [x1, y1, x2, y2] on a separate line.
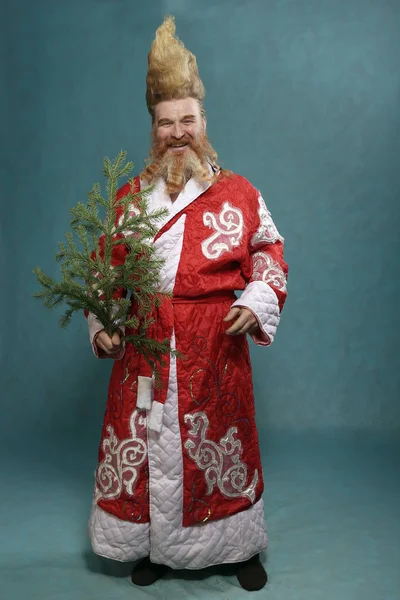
[2, 2, 400, 599]
[3, 0, 399, 455]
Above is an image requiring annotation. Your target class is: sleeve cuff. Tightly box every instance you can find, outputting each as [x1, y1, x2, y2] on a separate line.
[231, 280, 280, 346]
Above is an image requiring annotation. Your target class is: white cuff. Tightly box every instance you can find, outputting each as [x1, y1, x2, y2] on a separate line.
[232, 281, 280, 346]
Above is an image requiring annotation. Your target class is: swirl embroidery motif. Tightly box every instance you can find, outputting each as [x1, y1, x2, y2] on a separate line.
[251, 196, 283, 248]
[184, 412, 258, 503]
[95, 409, 147, 502]
[252, 251, 287, 291]
[117, 204, 141, 238]
[201, 202, 244, 259]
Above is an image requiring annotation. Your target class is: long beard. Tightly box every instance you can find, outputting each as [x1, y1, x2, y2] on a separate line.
[141, 133, 219, 195]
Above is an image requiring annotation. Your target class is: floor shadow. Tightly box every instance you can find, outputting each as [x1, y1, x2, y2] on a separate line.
[83, 550, 265, 582]
[83, 551, 133, 578]
[164, 564, 222, 582]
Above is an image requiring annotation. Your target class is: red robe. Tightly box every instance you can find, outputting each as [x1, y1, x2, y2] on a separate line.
[87, 171, 288, 566]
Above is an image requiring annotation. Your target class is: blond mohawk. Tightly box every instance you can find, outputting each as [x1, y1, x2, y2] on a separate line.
[146, 16, 205, 117]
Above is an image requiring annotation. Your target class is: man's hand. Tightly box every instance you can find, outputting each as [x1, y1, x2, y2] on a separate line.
[223, 307, 259, 336]
[95, 330, 123, 356]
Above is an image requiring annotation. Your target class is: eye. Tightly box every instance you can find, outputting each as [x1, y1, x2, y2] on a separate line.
[183, 119, 195, 125]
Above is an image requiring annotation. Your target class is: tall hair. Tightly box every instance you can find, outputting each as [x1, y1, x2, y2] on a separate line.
[146, 16, 205, 118]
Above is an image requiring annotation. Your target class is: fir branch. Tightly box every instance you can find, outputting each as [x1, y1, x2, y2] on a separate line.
[33, 150, 176, 372]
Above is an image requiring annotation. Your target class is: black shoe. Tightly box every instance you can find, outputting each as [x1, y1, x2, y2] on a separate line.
[236, 553, 268, 591]
[131, 556, 168, 586]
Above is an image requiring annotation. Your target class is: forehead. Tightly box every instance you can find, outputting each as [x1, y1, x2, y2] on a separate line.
[154, 97, 201, 122]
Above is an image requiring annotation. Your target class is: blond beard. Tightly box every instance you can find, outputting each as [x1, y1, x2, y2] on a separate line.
[141, 133, 219, 195]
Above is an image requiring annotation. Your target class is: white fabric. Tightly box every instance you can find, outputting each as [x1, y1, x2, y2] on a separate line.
[88, 313, 105, 357]
[89, 508, 150, 562]
[148, 174, 211, 226]
[89, 330, 268, 568]
[168, 176, 211, 220]
[232, 280, 280, 346]
[251, 194, 284, 247]
[88, 175, 269, 568]
[137, 376, 153, 411]
[140, 176, 173, 229]
[88, 174, 210, 358]
[154, 214, 187, 294]
[147, 400, 164, 434]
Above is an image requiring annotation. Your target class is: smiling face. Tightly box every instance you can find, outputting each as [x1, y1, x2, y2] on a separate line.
[141, 97, 219, 196]
[153, 97, 206, 152]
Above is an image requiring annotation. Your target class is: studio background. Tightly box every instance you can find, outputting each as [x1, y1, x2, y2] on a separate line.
[1, 1, 399, 599]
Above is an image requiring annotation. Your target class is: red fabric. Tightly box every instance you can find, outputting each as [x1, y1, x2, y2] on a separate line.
[153, 174, 288, 308]
[174, 296, 264, 526]
[93, 173, 287, 527]
[96, 293, 264, 526]
[84, 177, 141, 318]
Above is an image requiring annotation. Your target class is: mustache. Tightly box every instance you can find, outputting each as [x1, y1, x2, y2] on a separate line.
[153, 134, 196, 155]
[140, 131, 220, 192]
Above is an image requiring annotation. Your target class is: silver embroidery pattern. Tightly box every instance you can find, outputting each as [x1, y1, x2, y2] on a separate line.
[251, 196, 284, 248]
[117, 204, 141, 237]
[252, 251, 287, 291]
[95, 409, 147, 502]
[201, 202, 244, 259]
[184, 412, 258, 503]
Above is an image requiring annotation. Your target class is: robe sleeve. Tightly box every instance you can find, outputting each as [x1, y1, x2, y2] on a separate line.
[231, 193, 288, 346]
[85, 180, 139, 359]
[86, 235, 128, 360]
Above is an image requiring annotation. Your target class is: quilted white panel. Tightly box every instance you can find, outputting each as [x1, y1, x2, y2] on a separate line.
[88, 330, 268, 568]
[153, 214, 186, 293]
[232, 280, 280, 346]
[168, 176, 211, 220]
[89, 503, 150, 562]
[88, 176, 269, 568]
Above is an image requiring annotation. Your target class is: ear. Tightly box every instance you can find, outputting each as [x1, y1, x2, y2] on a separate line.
[202, 116, 207, 132]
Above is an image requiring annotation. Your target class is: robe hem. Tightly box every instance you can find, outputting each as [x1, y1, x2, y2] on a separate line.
[91, 546, 268, 570]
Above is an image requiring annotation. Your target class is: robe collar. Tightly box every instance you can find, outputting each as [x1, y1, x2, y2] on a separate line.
[141, 163, 219, 230]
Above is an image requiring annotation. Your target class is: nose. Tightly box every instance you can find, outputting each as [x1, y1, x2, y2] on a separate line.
[171, 122, 184, 139]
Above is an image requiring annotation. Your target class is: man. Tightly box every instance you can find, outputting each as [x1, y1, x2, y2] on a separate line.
[87, 16, 288, 592]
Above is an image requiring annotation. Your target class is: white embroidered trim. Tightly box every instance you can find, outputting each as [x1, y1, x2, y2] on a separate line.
[117, 204, 141, 237]
[252, 251, 287, 291]
[251, 195, 284, 248]
[201, 202, 244, 260]
[89, 325, 269, 568]
[94, 409, 147, 502]
[184, 412, 258, 503]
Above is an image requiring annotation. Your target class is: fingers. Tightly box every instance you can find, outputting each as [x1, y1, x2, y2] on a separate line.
[223, 307, 242, 322]
[95, 330, 122, 355]
[96, 331, 113, 352]
[225, 311, 249, 335]
[247, 322, 259, 334]
[111, 332, 121, 346]
[225, 308, 258, 336]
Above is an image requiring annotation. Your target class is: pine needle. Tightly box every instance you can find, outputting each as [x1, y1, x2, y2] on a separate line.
[33, 150, 176, 372]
